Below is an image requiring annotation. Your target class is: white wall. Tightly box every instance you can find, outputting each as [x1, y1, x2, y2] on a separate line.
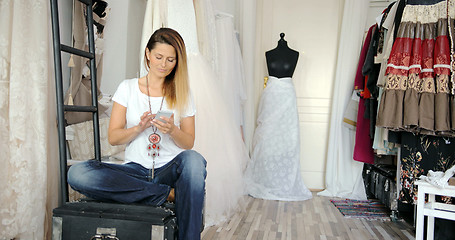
[100, 0, 146, 95]
[212, 0, 238, 28]
[367, 0, 394, 28]
[58, 0, 73, 93]
[254, 0, 344, 190]
[253, 0, 391, 190]
[100, 0, 240, 95]
[96, 0, 392, 190]
[99, 0, 127, 95]
[295, 1, 345, 190]
[126, 0, 147, 79]
[212, 0, 236, 16]
[99, 0, 241, 96]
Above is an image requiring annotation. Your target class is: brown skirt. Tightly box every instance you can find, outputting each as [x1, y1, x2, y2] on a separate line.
[376, 1, 454, 136]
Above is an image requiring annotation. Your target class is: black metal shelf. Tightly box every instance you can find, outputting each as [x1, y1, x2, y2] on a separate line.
[50, 0, 101, 206]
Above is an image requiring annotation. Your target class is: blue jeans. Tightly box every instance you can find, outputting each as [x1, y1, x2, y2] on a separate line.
[67, 150, 207, 240]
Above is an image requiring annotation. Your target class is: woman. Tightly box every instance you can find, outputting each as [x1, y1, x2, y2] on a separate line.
[67, 28, 206, 240]
[140, 0, 249, 226]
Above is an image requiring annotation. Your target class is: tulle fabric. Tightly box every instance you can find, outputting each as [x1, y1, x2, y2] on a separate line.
[140, 0, 249, 226]
[187, 53, 249, 226]
[193, 0, 218, 72]
[215, 15, 247, 128]
[244, 77, 312, 201]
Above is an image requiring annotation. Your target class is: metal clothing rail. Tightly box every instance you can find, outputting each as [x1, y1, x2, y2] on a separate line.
[50, 0, 101, 206]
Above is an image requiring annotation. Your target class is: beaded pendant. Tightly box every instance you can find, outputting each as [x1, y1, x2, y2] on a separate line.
[145, 74, 165, 180]
[149, 133, 161, 144]
[148, 133, 161, 179]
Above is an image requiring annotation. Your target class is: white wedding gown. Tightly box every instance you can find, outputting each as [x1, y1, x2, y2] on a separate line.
[214, 14, 247, 128]
[244, 76, 312, 201]
[140, 0, 249, 227]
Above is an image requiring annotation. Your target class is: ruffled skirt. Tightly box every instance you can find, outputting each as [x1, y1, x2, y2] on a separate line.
[377, 1, 455, 136]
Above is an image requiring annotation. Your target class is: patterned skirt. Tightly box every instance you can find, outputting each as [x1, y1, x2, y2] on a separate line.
[376, 1, 455, 136]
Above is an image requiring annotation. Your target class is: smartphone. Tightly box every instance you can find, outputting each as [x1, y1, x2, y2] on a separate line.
[155, 110, 173, 123]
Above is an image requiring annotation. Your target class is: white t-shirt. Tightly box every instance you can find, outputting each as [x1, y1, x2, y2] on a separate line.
[112, 78, 196, 169]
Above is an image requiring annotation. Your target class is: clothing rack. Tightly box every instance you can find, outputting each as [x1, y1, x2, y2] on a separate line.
[50, 0, 101, 206]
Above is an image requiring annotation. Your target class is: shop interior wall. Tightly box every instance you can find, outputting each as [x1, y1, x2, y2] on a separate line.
[97, 0, 391, 190]
[99, 0, 146, 95]
[99, 0, 240, 95]
[97, 0, 342, 190]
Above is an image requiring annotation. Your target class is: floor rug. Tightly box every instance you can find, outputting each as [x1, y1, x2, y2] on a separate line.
[330, 199, 391, 220]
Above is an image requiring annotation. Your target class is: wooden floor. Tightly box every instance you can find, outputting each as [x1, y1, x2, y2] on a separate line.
[201, 192, 415, 240]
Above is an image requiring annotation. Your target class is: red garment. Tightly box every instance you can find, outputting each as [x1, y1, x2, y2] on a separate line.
[354, 25, 375, 91]
[352, 25, 376, 164]
[362, 76, 371, 99]
[353, 96, 375, 164]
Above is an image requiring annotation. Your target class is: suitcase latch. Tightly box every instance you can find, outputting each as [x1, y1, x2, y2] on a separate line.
[90, 227, 119, 240]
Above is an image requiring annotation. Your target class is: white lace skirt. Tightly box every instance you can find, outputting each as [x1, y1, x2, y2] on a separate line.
[244, 76, 312, 201]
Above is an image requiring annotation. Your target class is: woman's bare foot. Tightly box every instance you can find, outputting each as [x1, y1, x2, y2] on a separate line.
[167, 188, 175, 202]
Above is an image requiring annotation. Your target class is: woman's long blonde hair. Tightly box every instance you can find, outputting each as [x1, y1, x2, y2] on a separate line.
[144, 28, 189, 116]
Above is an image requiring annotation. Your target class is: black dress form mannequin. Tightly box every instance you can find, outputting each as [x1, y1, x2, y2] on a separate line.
[265, 33, 299, 78]
[245, 33, 312, 201]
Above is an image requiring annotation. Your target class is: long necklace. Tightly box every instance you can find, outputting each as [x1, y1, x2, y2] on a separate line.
[146, 75, 164, 179]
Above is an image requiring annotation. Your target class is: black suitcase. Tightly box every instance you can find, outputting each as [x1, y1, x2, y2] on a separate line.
[52, 201, 177, 240]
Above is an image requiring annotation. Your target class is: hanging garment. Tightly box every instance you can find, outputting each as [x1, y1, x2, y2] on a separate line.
[244, 76, 312, 201]
[140, 0, 249, 227]
[353, 95, 375, 164]
[65, 1, 108, 124]
[353, 25, 375, 164]
[373, 88, 399, 155]
[376, 1, 454, 136]
[193, 0, 218, 72]
[373, 1, 401, 155]
[215, 14, 247, 129]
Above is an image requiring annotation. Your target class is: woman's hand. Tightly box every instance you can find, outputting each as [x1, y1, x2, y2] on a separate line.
[137, 111, 155, 133]
[109, 102, 157, 146]
[152, 114, 175, 134]
[158, 115, 195, 149]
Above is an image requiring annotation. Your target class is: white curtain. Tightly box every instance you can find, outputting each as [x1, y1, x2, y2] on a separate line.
[239, 0, 257, 154]
[0, 0, 59, 239]
[317, 0, 369, 200]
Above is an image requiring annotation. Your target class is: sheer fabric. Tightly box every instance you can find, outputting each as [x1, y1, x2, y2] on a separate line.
[244, 77, 312, 201]
[0, 0, 57, 239]
[215, 15, 247, 128]
[193, 0, 218, 72]
[240, 0, 258, 155]
[317, 0, 369, 200]
[140, 0, 249, 227]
